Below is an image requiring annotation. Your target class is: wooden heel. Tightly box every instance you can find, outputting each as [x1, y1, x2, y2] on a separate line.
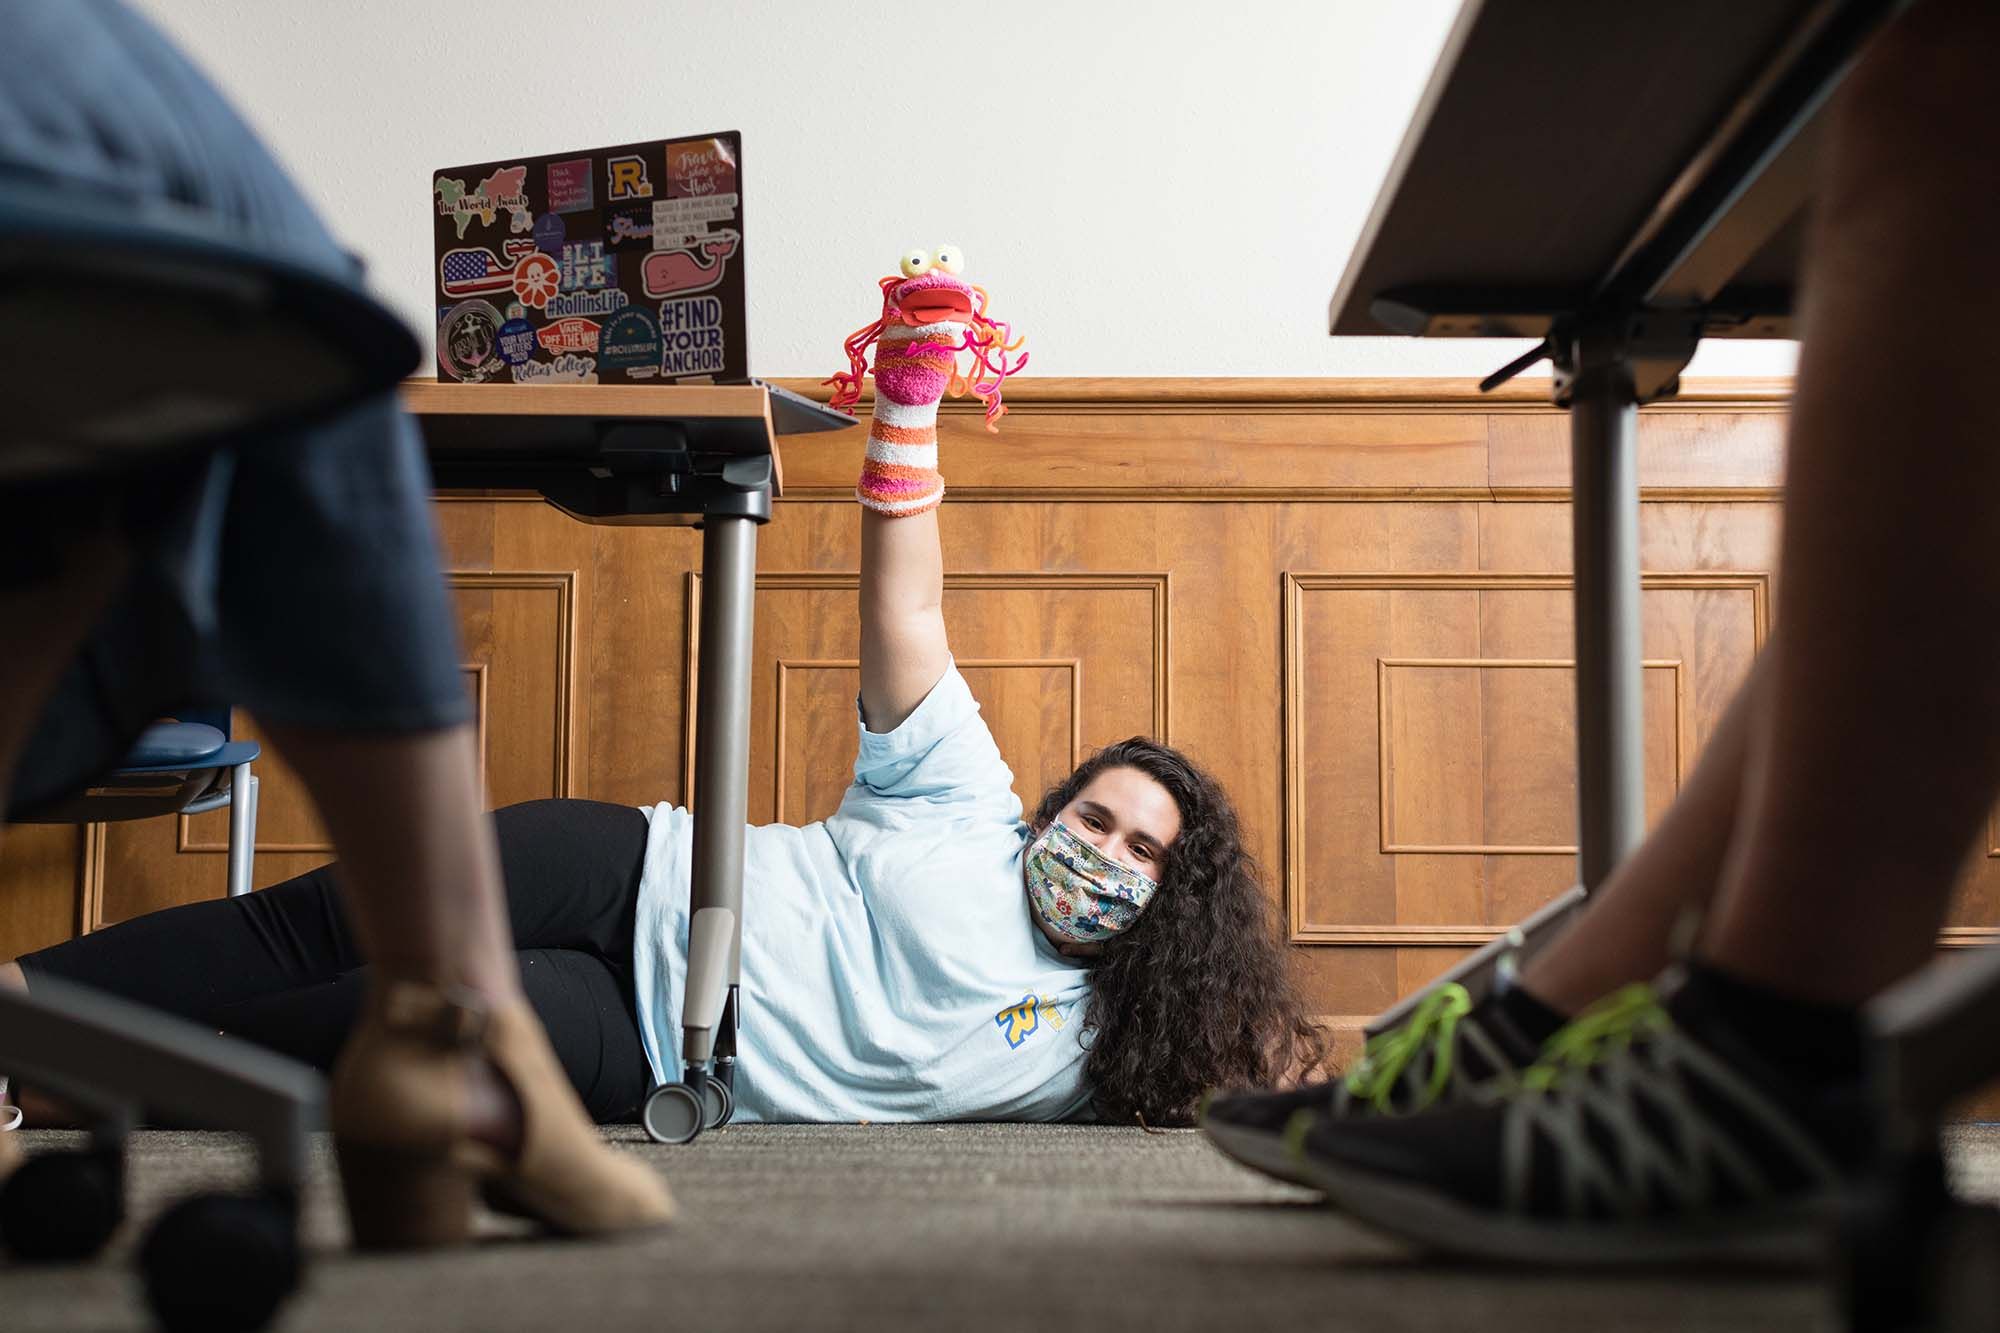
[332, 982, 674, 1247]
[336, 1142, 475, 1250]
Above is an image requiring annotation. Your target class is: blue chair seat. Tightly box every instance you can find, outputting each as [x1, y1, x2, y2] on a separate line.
[115, 723, 260, 776]
[123, 721, 227, 768]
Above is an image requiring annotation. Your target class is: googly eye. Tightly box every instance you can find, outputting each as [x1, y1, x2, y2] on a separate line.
[932, 244, 964, 274]
[899, 248, 932, 278]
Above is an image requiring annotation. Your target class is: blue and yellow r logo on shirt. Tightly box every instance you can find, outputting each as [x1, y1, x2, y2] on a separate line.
[995, 994, 1040, 1048]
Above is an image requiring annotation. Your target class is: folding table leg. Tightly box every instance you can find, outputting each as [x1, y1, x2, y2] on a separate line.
[1368, 322, 1687, 1039]
[1562, 328, 1648, 892]
[658, 512, 757, 1141]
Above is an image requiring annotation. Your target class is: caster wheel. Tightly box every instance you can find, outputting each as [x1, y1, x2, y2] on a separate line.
[701, 1073, 734, 1130]
[642, 1082, 705, 1144]
[139, 1193, 301, 1333]
[0, 1149, 123, 1261]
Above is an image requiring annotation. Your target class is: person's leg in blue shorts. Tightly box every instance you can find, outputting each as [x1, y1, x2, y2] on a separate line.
[0, 0, 670, 1244]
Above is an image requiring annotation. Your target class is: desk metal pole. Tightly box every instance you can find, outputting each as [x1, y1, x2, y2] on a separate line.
[1563, 332, 1647, 890]
[683, 512, 756, 1074]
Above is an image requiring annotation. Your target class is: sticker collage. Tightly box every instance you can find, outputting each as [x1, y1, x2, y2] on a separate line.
[431, 131, 747, 386]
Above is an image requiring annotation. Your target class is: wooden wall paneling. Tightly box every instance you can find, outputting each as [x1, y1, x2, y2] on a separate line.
[480, 492, 600, 801]
[18, 380, 1996, 1074]
[1484, 405, 1788, 494]
[179, 713, 333, 859]
[1281, 569, 1771, 1051]
[90, 568, 577, 932]
[99, 714, 332, 929]
[782, 409, 1499, 500]
[766, 660, 1081, 829]
[684, 571, 1166, 827]
[0, 825, 87, 953]
[584, 522, 702, 808]
[1952, 820, 2000, 938]
[453, 572, 575, 809]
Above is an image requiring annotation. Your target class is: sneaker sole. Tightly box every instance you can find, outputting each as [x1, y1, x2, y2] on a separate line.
[1297, 1153, 1835, 1267]
[1200, 1119, 1323, 1193]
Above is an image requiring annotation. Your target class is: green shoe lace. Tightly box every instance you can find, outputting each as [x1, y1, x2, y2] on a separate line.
[1519, 983, 1671, 1092]
[1342, 982, 1473, 1114]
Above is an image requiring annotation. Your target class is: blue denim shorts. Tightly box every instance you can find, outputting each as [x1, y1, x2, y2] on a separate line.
[3, 0, 470, 812]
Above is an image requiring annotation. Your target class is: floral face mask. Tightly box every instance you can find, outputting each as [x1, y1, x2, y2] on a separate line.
[1023, 819, 1160, 944]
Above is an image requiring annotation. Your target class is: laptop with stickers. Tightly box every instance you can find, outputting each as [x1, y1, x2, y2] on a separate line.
[432, 131, 748, 387]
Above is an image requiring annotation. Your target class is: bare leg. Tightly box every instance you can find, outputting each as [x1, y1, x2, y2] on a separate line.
[1702, 0, 2000, 1002]
[254, 722, 524, 1149]
[256, 722, 521, 1006]
[1520, 650, 1766, 1014]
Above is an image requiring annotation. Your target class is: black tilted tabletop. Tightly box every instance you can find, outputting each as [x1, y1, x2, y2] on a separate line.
[1330, 0, 1903, 346]
[404, 378, 854, 524]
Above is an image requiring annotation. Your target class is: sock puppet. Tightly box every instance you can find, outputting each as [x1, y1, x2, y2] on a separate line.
[826, 245, 1027, 517]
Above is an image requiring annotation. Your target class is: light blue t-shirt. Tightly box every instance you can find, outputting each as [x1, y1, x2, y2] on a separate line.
[630, 661, 1095, 1122]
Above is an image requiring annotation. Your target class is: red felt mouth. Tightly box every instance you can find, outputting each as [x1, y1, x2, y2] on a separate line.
[898, 288, 973, 326]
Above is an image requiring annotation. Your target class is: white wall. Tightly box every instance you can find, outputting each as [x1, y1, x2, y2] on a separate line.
[128, 0, 1795, 381]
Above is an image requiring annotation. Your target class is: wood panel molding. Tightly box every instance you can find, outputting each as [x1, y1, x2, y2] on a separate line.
[1281, 571, 1772, 946]
[1345, 925, 2000, 951]
[1376, 657, 1689, 855]
[765, 376, 1796, 415]
[684, 571, 1171, 799]
[771, 658, 1083, 819]
[456, 571, 577, 799]
[768, 375, 1792, 505]
[173, 666, 492, 858]
[171, 588, 539, 858]
[22, 383, 1995, 1070]
[77, 823, 108, 935]
[778, 486, 1789, 505]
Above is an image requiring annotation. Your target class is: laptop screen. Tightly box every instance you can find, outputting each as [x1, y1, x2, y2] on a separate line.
[432, 131, 746, 385]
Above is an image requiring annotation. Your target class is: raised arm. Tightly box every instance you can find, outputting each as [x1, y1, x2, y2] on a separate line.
[829, 245, 1027, 732]
[859, 505, 949, 733]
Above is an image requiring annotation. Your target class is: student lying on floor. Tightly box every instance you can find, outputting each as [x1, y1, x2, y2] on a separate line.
[5, 258, 1323, 1130]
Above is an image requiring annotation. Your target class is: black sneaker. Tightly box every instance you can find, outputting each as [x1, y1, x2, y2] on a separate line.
[1285, 983, 1874, 1264]
[1201, 983, 1532, 1189]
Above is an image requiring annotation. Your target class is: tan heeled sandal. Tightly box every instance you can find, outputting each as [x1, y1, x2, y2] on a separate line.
[331, 981, 675, 1250]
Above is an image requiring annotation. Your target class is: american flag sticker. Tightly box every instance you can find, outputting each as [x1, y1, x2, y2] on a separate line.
[439, 247, 517, 298]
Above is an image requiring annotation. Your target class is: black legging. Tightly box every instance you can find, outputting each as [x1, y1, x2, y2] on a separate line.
[18, 800, 653, 1122]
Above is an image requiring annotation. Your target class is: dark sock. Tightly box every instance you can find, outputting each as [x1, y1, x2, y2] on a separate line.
[1670, 961, 1865, 1090]
[1459, 983, 1566, 1079]
[1493, 980, 1569, 1050]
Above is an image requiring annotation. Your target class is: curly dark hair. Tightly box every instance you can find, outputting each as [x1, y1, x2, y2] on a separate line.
[1030, 737, 1328, 1126]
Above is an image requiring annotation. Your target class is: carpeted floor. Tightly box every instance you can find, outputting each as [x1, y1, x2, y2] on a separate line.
[3, 1123, 1998, 1331]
